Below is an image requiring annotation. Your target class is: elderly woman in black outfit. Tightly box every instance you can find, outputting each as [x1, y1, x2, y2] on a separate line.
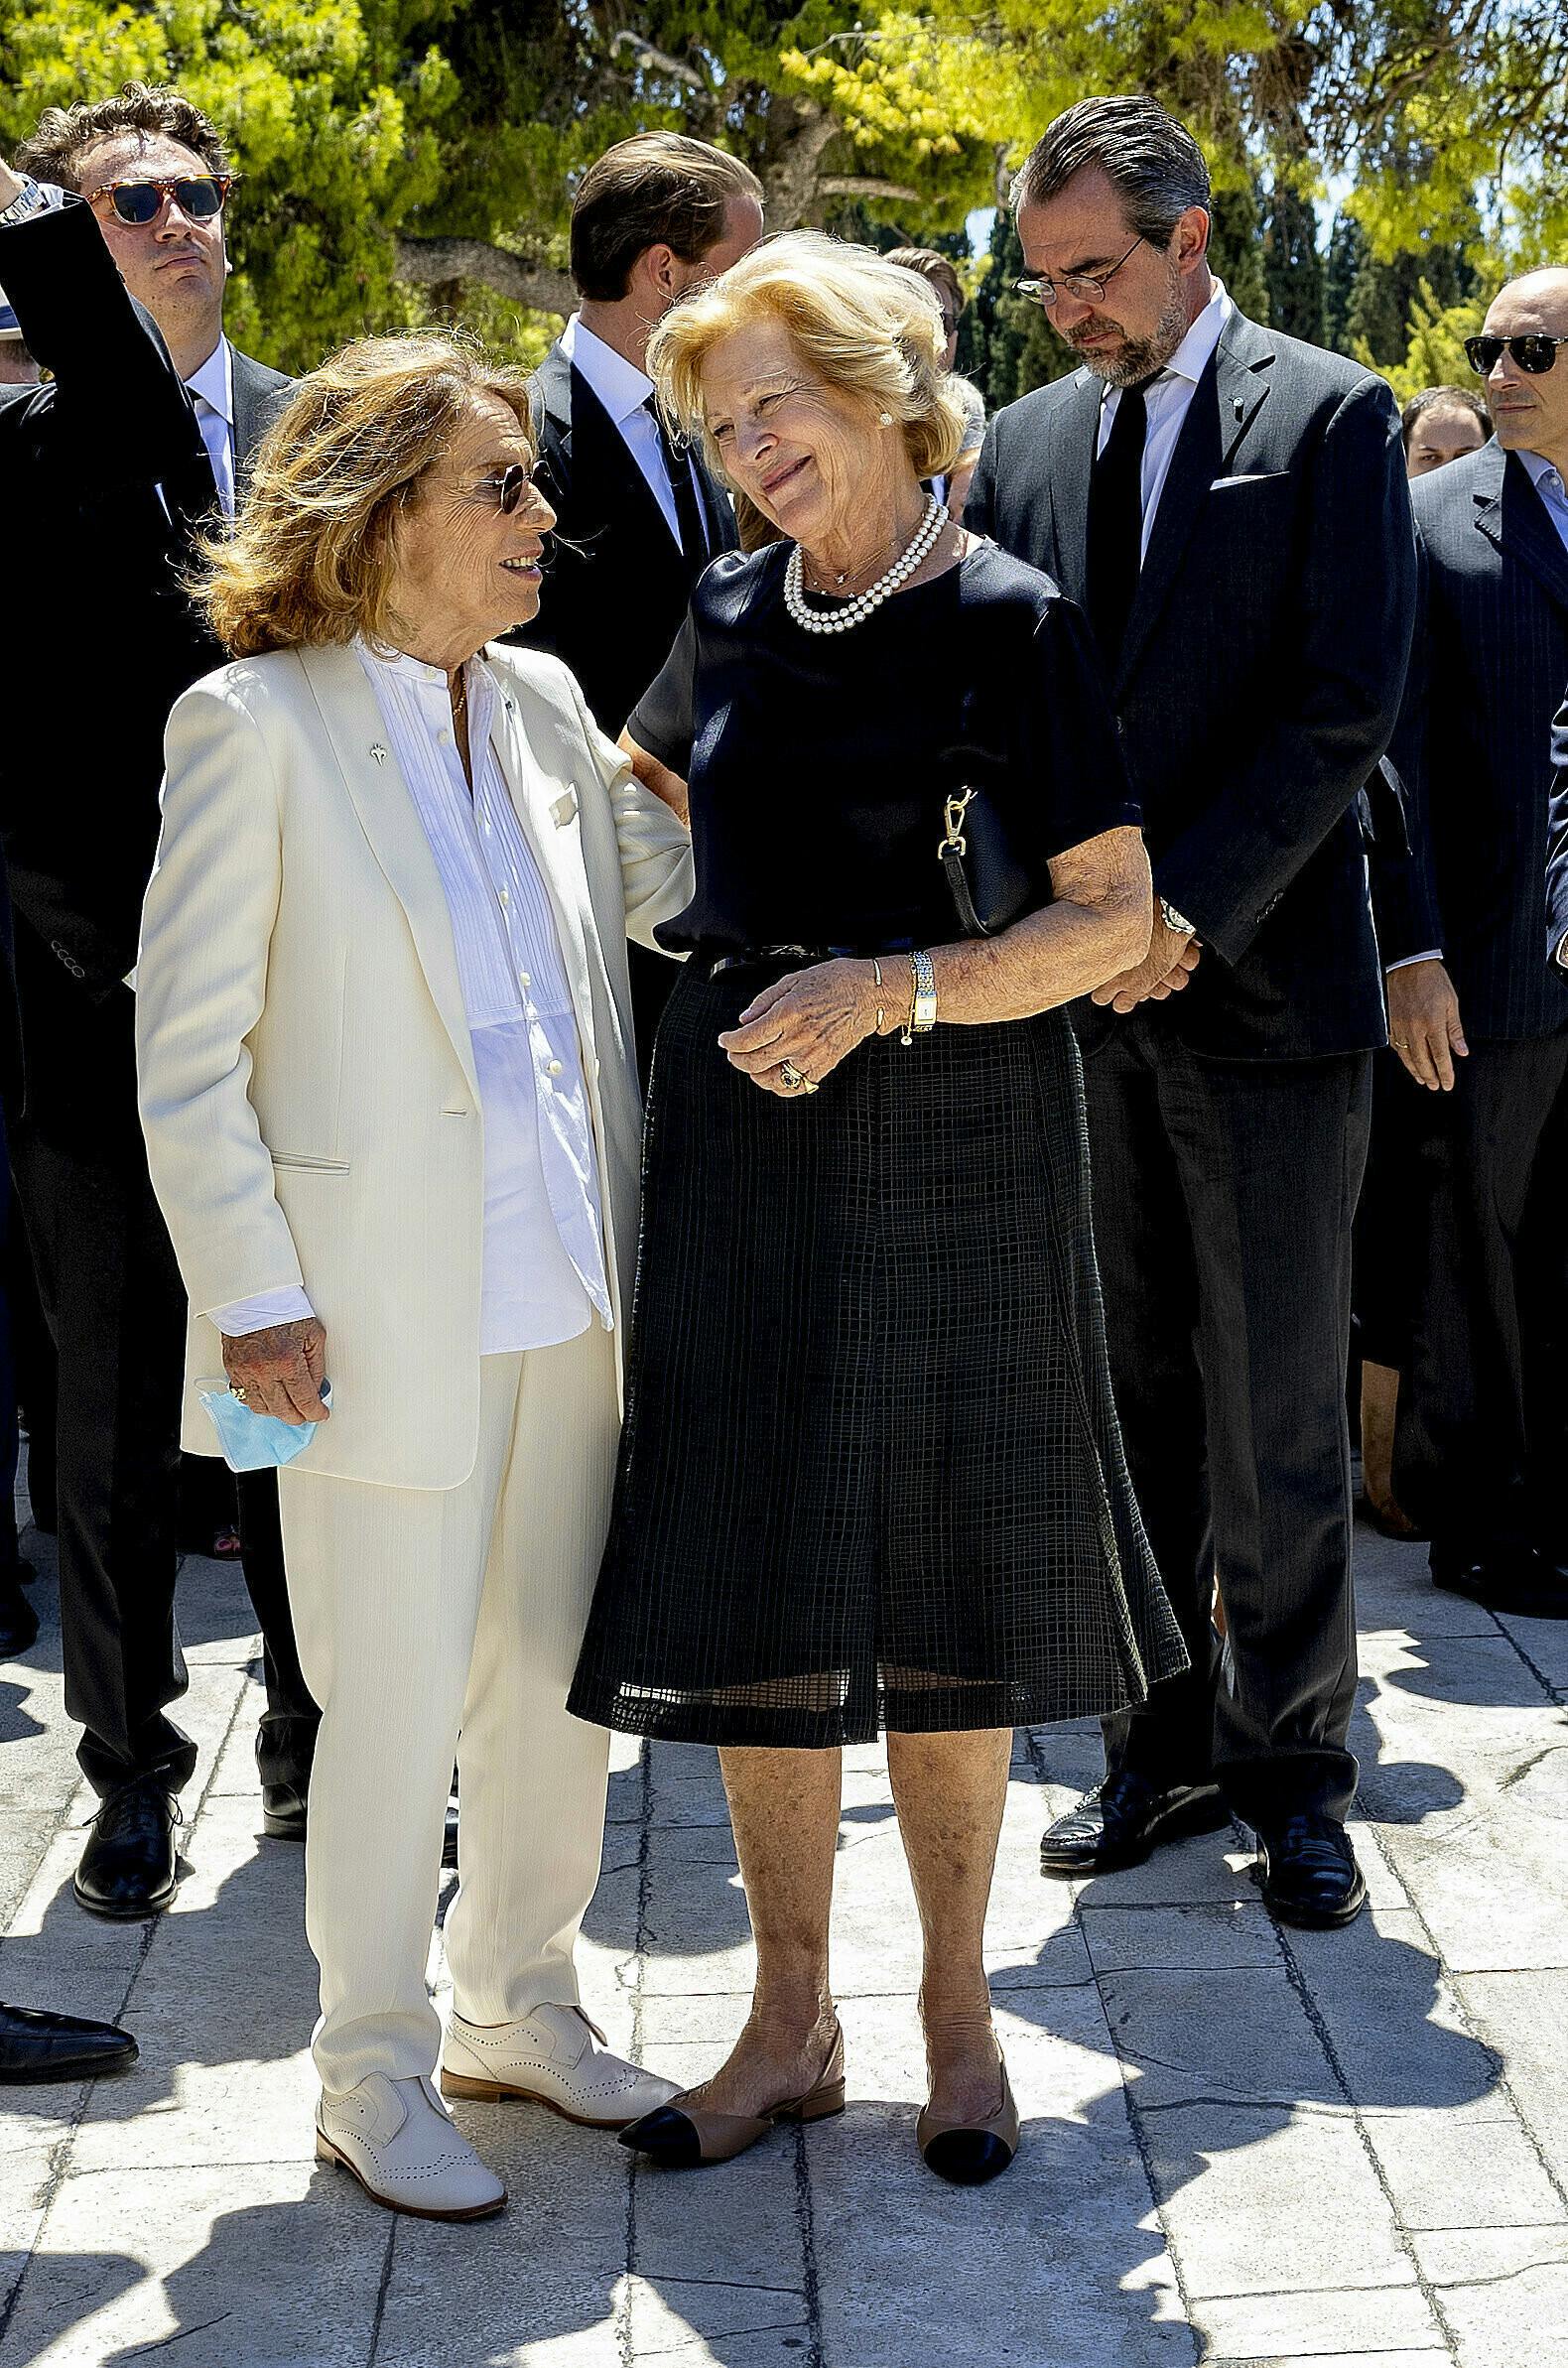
[569, 233, 1184, 2184]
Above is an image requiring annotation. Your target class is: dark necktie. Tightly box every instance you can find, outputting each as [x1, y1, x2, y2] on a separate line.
[644, 393, 707, 567]
[1086, 377, 1156, 671]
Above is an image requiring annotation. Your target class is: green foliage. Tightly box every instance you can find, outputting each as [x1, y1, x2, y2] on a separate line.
[1359, 281, 1489, 409]
[1, 0, 1562, 380]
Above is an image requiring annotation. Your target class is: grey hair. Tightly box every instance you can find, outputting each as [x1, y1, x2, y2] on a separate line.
[1011, 95, 1211, 249]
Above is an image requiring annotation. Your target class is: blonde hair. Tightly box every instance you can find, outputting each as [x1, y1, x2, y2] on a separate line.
[646, 231, 970, 486]
[197, 332, 534, 657]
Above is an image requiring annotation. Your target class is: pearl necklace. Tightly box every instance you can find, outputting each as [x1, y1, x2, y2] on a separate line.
[783, 495, 946, 634]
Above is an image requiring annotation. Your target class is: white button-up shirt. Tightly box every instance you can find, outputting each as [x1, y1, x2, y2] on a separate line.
[212, 645, 611, 1356]
[185, 336, 235, 518]
[1095, 277, 1234, 559]
[561, 311, 689, 551]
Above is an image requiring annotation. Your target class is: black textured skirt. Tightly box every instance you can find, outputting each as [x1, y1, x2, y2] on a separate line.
[568, 961, 1187, 1747]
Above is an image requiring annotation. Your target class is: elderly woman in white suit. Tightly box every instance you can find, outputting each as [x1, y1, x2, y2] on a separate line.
[135, 334, 689, 2221]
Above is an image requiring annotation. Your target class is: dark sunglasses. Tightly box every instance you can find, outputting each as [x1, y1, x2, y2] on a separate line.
[88, 175, 232, 226]
[1465, 332, 1568, 377]
[466, 463, 548, 518]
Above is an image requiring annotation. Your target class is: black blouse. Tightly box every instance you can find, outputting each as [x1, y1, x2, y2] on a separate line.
[629, 539, 1139, 957]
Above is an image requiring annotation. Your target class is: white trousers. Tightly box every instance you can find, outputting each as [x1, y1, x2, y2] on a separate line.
[278, 1324, 619, 2093]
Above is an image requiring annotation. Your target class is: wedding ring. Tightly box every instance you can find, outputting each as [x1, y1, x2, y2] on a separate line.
[779, 1060, 817, 1094]
[1391, 1037, 1410, 1051]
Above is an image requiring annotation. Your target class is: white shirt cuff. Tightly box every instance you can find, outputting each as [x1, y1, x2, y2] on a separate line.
[1385, 950, 1442, 974]
[1558, 934, 1568, 972]
[208, 1285, 316, 1338]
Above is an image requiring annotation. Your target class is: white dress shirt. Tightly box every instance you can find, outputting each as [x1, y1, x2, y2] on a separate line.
[185, 337, 235, 518]
[1095, 277, 1233, 557]
[1519, 446, 1568, 554]
[560, 311, 690, 551]
[213, 645, 612, 1354]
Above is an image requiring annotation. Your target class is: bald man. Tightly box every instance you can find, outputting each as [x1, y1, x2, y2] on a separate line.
[1374, 266, 1568, 1617]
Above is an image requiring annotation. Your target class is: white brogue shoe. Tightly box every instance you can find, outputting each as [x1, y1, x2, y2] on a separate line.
[442, 2002, 681, 2128]
[316, 2072, 506, 2220]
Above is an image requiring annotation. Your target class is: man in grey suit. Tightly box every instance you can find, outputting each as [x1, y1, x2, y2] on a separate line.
[1385, 270, 1568, 1617]
[969, 96, 1415, 1927]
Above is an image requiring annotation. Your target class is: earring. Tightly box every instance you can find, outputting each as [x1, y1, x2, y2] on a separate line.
[878, 411, 894, 427]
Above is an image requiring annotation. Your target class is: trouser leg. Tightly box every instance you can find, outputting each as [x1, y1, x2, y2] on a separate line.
[1084, 1023, 1220, 1790]
[234, 1468, 319, 1791]
[1520, 1042, 1568, 1559]
[1394, 1034, 1566, 1563]
[1157, 1040, 1371, 1825]
[443, 1322, 619, 2024]
[9, 1121, 193, 1795]
[278, 1358, 522, 2092]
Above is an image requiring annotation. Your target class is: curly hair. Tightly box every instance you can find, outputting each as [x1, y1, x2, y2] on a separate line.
[647, 230, 970, 487]
[16, 81, 229, 193]
[196, 332, 535, 658]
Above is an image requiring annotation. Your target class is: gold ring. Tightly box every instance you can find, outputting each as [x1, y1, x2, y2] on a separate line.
[779, 1060, 817, 1094]
[1391, 1037, 1410, 1051]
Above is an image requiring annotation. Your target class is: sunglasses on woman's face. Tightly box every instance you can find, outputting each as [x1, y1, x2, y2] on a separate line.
[467, 463, 549, 519]
[1465, 333, 1568, 377]
[88, 175, 232, 227]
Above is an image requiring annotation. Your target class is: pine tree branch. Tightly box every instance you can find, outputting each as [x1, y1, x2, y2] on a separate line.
[395, 236, 576, 320]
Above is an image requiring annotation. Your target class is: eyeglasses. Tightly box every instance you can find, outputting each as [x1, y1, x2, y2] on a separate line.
[1465, 333, 1568, 377]
[88, 175, 232, 226]
[466, 463, 549, 518]
[1013, 235, 1145, 310]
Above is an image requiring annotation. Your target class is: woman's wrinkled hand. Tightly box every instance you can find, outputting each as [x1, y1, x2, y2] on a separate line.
[220, 1318, 330, 1426]
[719, 959, 886, 1099]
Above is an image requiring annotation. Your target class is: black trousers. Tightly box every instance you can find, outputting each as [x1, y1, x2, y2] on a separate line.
[9, 1118, 317, 1796]
[1393, 1029, 1568, 1565]
[1081, 1017, 1372, 1824]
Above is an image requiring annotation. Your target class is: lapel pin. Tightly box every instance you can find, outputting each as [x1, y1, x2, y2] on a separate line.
[1234, 397, 1245, 419]
[370, 743, 387, 765]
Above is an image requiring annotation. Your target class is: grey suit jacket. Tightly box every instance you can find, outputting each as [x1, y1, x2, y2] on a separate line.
[1380, 440, 1568, 1041]
[968, 308, 1416, 1061]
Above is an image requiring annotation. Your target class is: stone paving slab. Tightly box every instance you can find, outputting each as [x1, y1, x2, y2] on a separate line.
[1, 1513, 1567, 2365]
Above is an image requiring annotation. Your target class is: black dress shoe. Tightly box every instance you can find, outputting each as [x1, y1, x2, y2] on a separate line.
[1040, 1773, 1228, 1877]
[73, 1777, 183, 1919]
[0, 1566, 38, 1658]
[1252, 1814, 1366, 1928]
[0, 2001, 138, 2084]
[1433, 1545, 1568, 1621]
[261, 1778, 308, 1842]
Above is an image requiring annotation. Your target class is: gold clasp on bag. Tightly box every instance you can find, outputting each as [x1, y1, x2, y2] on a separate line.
[940, 787, 977, 860]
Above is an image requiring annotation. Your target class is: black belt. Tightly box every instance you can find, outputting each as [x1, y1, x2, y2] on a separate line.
[708, 940, 912, 978]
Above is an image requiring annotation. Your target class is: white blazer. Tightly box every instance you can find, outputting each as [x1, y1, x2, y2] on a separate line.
[135, 639, 693, 1491]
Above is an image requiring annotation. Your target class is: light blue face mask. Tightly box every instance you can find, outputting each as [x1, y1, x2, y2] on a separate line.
[198, 1382, 331, 1472]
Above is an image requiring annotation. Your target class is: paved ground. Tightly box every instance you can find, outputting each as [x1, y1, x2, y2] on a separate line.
[1, 1489, 1567, 2368]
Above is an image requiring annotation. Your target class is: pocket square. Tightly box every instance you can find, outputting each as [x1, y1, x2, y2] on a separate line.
[550, 790, 580, 829]
[1210, 470, 1290, 490]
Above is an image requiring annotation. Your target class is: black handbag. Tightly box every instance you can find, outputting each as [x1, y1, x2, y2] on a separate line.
[937, 785, 1040, 938]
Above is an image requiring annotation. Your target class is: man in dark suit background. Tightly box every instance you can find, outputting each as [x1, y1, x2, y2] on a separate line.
[968, 95, 1415, 1926]
[525, 131, 763, 1067]
[0, 84, 317, 1920]
[1390, 268, 1568, 1617]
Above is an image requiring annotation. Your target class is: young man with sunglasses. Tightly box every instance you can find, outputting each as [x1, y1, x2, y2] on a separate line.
[969, 95, 1416, 1930]
[0, 82, 317, 1921]
[1376, 268, 1568, 1620]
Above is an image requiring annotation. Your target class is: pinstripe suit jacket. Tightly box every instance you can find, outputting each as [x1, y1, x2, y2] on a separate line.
[1378, 440, 1568, 1041]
